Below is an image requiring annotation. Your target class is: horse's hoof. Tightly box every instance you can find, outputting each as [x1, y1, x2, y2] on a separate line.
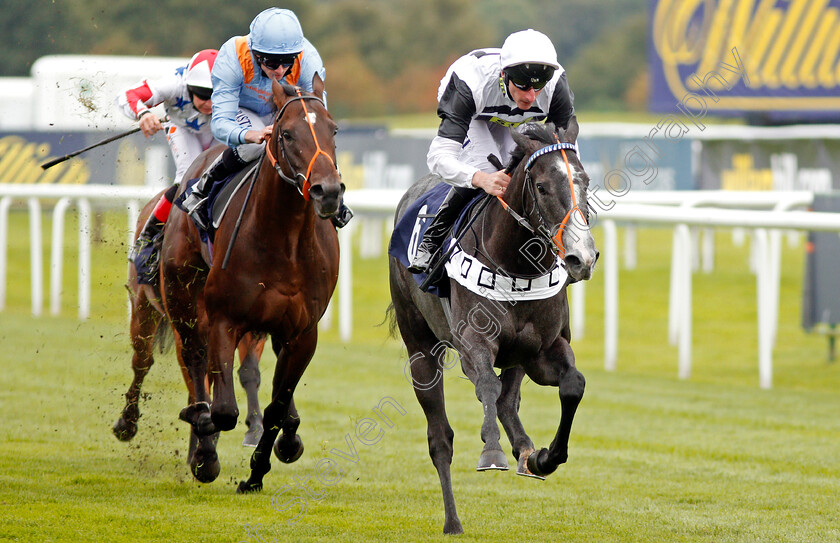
[237, 480, 263, 494]
[112, 417, 137, 442]
[180, 402, 216, 436]
[242, 424, 263, 448]
[443, 519, 464, 535]
[274, 434, 304, 464]
[191, 453, 221, 483]
[476, 449, 509, 471]
[526, 448, 558, 478]
[516, 449, 546, 480]
[211, 408, 239, 432]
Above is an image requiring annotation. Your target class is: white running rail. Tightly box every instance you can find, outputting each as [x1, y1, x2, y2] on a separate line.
[1, 184, 836, 389]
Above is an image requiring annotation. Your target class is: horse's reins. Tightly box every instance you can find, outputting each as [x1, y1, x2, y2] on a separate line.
[496, 141, 585, 256]
[418, 142, 582, 291]
[265, 89, 338, 201]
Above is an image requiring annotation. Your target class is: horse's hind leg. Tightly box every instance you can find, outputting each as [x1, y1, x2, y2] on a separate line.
[113, 284, 161, 441]
[239, 333, 265, 447]
[408, 344, 463, 535]
[496, 367, 541, 478]
[391, 295, 462, 533]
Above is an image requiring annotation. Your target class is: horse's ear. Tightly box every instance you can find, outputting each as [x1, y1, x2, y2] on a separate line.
[511, 128, 530, 151]
[272, 78, 286, 109]
[272, 78, 296, 109]
[561, 115, 579, 144]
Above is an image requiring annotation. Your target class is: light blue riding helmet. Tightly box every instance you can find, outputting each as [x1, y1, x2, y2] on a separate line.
[248, 8, 304, 55]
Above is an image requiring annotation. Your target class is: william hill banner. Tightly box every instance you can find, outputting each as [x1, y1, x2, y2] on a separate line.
[649, 0, 840, 122]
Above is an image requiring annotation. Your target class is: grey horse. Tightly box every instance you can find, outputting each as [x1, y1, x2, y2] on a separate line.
[389, 119, 599, 534]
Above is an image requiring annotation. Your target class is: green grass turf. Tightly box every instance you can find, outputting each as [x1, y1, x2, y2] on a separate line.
[0, 211, 838, 542]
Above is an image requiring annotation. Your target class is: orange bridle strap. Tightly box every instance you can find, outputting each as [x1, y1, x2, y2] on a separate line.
[552, 148, 587, 254]
[264, 89, 335, 201]
[495, 141, 585, 256]
[298, 95, 335, 201]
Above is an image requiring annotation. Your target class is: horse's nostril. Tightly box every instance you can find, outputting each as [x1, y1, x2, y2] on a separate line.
[309, 185, 325, 199]
[565, 254, 582, 269]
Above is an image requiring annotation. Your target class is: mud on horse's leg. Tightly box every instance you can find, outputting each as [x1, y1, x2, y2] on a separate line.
[114, 287, 162, 441]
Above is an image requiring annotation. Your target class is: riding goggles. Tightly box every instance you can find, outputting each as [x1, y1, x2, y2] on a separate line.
[254, 52, 299, 71]
[187, 85, 213, 101]
[504, 64, 556, 91]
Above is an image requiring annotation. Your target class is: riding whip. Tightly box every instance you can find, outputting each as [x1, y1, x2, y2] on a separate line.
[40, 116, 169, 170]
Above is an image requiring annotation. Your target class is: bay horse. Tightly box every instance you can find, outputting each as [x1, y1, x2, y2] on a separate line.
[389, 120, 598, 534]
[159, 80, 342, 488]
[113, 191, 267, 452]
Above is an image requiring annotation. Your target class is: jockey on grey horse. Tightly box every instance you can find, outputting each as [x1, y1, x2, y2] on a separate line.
[390, 30, 599, 535]
[408, 28, 577, 275]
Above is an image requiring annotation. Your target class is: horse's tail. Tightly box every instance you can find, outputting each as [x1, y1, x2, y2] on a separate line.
[154, 315, 174, 354]
[125, 281, 175, 354]
[384, 302, 399, 339]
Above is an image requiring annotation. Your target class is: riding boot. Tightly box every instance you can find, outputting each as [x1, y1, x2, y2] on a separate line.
[131, 214, 165, 285]
[180, 147, 246, 230]
[330, 202, 354, 228]
[407, 186, 476, 274]
[131, 185, 180, 284]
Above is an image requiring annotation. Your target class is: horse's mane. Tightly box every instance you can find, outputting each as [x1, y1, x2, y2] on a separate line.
[506, 122, 558, 173]
[278, 79, 299, 96]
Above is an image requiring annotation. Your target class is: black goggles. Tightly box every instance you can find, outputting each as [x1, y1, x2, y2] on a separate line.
[507, 73, 550, 91]
[187, 86, 212, 101]
[504, 64, 555, 91]
[254, 52, 298, 70]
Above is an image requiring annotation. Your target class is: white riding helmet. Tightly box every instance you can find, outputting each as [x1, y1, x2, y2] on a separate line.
[249, 8, 304, 55]
[500, 29, 560, 70]
[184, 49, 218, 92]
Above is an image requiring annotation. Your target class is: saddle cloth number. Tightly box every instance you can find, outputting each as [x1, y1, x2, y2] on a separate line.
[407, 204, 429, 262]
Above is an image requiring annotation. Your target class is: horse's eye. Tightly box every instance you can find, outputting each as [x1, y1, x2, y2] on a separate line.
[536, 183, 547, 195]
[282, 131, 293, 142]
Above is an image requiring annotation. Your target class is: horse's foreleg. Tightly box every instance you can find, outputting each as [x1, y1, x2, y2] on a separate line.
[459, 341, 506, 471]
[175, 327, 215, 435]
[114, 288, 161, 441]
[496, 367, 540, 478]
[273, 397, 303, 463]
[169, 321, 223, 482]
[525, 338, 585, 477]
[239, 333, 265, 447]
[207, 318, 240, 432]
[238, 329, 317, 494]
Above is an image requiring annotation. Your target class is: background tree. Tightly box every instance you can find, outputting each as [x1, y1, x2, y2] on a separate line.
[0, 0, 649, 115]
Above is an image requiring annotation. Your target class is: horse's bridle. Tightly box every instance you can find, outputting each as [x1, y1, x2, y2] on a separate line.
[496, 141, 587, 256]
[264, 88, 338, 201]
